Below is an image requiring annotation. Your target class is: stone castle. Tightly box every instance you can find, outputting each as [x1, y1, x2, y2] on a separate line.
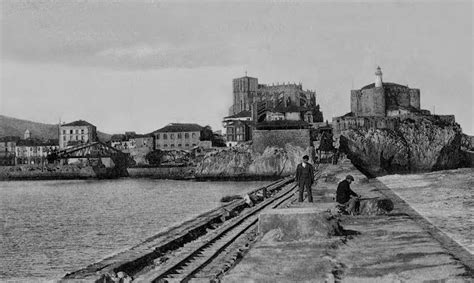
[333, 67, 454, 136]
[351, 67, 421, 117]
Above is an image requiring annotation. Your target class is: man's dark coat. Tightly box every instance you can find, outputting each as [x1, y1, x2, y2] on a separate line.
[336, 179, 358, 204]
[295, 162, 315, 186]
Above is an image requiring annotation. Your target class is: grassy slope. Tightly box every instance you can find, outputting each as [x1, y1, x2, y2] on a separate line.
[0, 115, 111, 141]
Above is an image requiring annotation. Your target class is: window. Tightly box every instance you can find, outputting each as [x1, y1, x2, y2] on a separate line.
[81, 135, 84, 141]
[81, 129, 84, 134]
[185, 144, 189, 147]
[70, 130, 73, 134]
[185, 133, 189, 139]
[170, 144, 175, 147]
[156, 134, 160, 140]
[163, 134, 167, 140]
[76, 136, 78, 140]
[192, 143, 197, 146]
[75, 129, 79, 134]
[62, 130, 66, 134]
[164, 144, 168, 147]
[170, 133, 174, 139]
[178, 144, 182, 147]
[192, 133, 196, 138]
[177, 133, 182, 139]
[63, 136, 66, 141]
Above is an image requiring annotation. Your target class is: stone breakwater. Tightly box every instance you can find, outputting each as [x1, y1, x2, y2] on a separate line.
[195, 143, 315, 179]
[223, 161, 473, 282]
[340, 116, 469, 176]
[0, 164, 98, 180]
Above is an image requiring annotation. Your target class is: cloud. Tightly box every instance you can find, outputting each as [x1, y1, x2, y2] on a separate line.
[97, 44, 163, 60]
[92, 42, 239, 69]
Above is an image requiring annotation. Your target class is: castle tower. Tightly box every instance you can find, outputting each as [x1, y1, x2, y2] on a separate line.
[24, 129, 31, 139]
[375, 66, 383, 87]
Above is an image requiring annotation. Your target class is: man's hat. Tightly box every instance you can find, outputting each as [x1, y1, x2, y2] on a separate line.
[346, 175, 355, 181]
[302, 155, 309, 160]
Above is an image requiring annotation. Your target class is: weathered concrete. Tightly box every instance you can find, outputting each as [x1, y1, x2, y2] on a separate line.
[258, 208, 343, 241]
[223, 160, 473, 282]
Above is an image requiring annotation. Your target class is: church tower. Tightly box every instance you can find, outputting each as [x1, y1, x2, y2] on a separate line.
[24, 129, 31, 139]
[375, 66, 383, 87]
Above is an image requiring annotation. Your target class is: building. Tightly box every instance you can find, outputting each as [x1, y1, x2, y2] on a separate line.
[229, 76, 319, 117]
[59, 120, 97, 149]
[153, 123, 210, 151]
[350, 66, 421, 117]
[0, 136, 21, 165]
[333, 67, 455, 136]
[110, 132, 154, 165]
[15, 139, 59, 165]
[24, 129, 31, 139]
[222, 110, 253, 147]
[224, 74, 324, 146]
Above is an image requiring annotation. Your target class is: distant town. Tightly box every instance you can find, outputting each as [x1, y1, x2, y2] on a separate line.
[0, 67, 472, 171]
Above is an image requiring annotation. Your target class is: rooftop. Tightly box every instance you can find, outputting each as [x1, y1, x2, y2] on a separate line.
[270, 105, 311, 113]
[62, 120, 95, 127]
[224, 110, 252, 119]
[154, 123, 203, 133]
[360, 82, 410, 91]
[0, 136, 21, 142]
[110, 133, 152, 141]
[16, 138, 58, 146]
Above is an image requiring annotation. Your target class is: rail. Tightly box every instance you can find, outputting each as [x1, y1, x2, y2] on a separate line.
[62, 177, 295, 282]
[133, 182, 298, 282]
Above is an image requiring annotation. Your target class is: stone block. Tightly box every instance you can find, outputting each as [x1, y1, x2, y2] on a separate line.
[258, 208, 343, 241]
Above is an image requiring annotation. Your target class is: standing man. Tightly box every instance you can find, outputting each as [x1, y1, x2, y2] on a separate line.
[336, 175, 360, 215]
[295, 155, 315, 203]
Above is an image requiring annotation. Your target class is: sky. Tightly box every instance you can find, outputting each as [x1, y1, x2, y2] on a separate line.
[1, 0, 473, 135]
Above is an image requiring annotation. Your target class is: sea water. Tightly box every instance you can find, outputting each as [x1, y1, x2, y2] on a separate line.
[0, 178, 267, 280]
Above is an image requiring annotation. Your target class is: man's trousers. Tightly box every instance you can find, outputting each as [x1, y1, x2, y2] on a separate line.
[298, 181, 313, 202]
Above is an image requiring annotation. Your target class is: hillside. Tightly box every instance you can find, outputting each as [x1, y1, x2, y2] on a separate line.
[0, 115, 111, 142]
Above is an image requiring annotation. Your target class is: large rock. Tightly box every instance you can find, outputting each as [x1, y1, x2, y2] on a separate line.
[340, 116, 469, 176]
[195, 143, 314, 178]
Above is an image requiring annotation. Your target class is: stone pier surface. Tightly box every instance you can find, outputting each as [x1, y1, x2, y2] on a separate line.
[258, 208, 343, 241]
[223, 160, 473, 282]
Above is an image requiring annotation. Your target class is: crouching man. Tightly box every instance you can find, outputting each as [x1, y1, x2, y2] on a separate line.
[336, 175, 360, 215]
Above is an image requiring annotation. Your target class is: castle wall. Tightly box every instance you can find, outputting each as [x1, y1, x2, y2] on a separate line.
[358, 88, 385, 117]
[252, 129, 311, 153]
[409, 89, 421, 109]
[351, 90, 360, 114]
[385, 86, 411, 109]
[332, 116, 398, 136]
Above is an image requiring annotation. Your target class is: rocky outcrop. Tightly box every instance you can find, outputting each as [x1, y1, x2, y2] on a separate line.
[340, 116, 469, 176]
[195, 143, 314, 179]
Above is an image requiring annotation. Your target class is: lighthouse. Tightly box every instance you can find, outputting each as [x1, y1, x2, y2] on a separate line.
[375, 66, 383, 87]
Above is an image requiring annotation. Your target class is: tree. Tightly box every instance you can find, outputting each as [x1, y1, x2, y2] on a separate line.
[145, 150, 165, 166]
[200, 125, 214, 141]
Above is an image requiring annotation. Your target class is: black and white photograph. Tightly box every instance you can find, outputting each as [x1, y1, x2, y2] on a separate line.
[1, 0, 473, 281]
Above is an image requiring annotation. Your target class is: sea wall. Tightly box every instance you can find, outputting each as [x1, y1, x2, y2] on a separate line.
[127, 166, 195, 179]
[0, 164, 98, 180]
[252, 129, 310, 153]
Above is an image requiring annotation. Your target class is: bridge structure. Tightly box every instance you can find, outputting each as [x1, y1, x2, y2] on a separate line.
[55, 141, 126, 159]
[52, 141, 132, 169]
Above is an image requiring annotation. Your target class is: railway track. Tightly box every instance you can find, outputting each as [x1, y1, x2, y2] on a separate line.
[133, 181, 298, 282]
